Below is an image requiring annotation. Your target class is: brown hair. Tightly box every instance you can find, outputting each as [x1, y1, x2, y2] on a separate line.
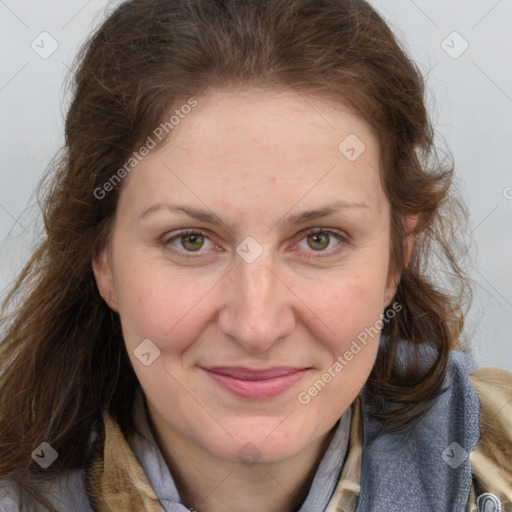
[0, 0, 470, 509]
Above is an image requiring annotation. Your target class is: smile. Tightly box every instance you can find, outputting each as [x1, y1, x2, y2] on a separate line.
[199, 366, 310, 399]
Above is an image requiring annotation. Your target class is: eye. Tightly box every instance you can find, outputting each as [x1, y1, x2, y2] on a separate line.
[163, 230, 215, 253]
[295, 228, 346, 255]
[305, 232, 330, 251]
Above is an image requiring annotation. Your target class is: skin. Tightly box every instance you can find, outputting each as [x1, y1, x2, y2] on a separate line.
[93, 88, 407, 512]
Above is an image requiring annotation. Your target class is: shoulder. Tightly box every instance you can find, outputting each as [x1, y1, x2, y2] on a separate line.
[469, 366, 512, 508]
[442, 354, 512, 507]
[0, 481, 19, 512]
[356, 349, 501, 511]
[0, 469, 93, 512]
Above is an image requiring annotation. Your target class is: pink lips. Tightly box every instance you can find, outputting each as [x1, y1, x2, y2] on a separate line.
[200, 366, 309, 399]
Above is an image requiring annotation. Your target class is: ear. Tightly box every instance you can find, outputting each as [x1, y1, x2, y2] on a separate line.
[383, 212, 419, 307]
[92, 246, 119, 312]
[403, 213, 419, 268]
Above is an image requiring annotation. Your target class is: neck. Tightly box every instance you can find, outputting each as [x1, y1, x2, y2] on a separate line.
[147, 409, 339, 512]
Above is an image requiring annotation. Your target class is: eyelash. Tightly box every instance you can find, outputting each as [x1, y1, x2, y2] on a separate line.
[161, 228, 348, 259]
[290, 228, 348, 258]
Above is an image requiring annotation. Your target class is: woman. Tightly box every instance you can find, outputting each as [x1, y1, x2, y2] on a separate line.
[0, 0, 510, 511]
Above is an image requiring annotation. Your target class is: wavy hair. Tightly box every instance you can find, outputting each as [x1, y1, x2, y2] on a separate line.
[0, 0, 470, 509]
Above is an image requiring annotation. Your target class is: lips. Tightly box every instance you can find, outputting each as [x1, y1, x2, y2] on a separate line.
[204, 366, 307, 380]
[200, 366, 310, 399]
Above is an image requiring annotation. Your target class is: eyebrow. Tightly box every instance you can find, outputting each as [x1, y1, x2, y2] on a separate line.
[138, 200, 370, 231]
[139, 203, 230, 228]
[282, 201, 369, 227]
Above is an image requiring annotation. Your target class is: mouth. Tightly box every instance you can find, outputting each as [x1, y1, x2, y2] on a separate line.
[199, 366, 311, 399]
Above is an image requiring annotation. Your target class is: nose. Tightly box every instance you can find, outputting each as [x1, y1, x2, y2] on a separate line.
[217, 251, 296, 353]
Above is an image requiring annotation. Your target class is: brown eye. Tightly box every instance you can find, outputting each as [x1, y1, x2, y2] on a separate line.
[163, 230, 217, 257]
[306, 232, 330, 251]
[180, 233, 205, 251]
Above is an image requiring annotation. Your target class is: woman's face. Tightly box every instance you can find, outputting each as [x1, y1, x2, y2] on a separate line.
[94, 88, 399, 464]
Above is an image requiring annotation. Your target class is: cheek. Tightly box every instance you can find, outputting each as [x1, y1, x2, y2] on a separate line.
[113, 264, 215, 400]
[113, 256, 227, 362]
[295, 274, 386, 424]
[303, 266, 389, 349]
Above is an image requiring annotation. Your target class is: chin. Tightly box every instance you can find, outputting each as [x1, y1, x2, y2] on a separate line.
[204, 419, 315, 465]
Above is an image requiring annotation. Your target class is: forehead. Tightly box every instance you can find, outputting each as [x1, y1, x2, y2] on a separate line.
[118, 88, 386, 221]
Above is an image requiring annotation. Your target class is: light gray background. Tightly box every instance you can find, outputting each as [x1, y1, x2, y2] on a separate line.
[1, 0, 511, 370]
